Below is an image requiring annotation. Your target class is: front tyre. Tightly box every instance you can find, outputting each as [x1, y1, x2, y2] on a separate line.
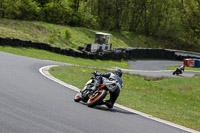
[87, 90, 107, 108]
[172, 71, 176, 75]
[74, 92, 81, 102]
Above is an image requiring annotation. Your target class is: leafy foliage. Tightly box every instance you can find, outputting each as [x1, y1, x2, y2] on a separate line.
[0, 0, 199, 52]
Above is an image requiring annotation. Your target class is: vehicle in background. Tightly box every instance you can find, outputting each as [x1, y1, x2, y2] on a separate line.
[78, 32, 112, 53]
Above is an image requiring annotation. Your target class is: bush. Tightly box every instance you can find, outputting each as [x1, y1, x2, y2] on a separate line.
[65, 28, 71, 40]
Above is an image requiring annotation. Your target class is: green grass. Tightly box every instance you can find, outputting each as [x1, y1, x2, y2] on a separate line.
[1, 18, 200, 131]
[49, 66, 200, 131]
[0, 46, 130, 69]
[0, 18, 171, 50]
[0, 45, 199, 131]
[167, 66, 200, 71]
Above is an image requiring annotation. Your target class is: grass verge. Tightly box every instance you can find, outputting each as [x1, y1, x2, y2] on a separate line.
[0, 46, 130, 69]
[49, 66, 200, 131]
[0, 18, 172, 50]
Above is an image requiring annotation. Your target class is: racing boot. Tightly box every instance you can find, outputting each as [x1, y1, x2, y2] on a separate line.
[105, 100, 113, 109]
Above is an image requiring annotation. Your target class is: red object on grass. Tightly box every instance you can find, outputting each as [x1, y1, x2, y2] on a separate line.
[183, 59, 195, 67]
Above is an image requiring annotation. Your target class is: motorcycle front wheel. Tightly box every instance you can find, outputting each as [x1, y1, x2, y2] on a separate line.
[172, 71, 176, 75]
[74, 92, 81, 102]
[87, 90, 107, 108]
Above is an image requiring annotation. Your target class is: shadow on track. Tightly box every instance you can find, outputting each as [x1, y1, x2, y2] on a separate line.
[93, 105, 137, 115]
[76, 101, 136, 115]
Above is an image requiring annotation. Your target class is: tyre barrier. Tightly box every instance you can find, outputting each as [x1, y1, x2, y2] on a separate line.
[0, 37, 200, 61]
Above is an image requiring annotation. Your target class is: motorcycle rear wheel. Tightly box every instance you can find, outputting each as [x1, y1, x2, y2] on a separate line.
[87, 90, 107, 108]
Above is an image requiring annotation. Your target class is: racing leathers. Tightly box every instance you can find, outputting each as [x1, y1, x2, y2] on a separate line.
[94, 71, 123, 108]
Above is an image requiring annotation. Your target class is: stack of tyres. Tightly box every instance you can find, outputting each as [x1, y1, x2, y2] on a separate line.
[195, 59, 200, 67]
[184, 59, 195, 67]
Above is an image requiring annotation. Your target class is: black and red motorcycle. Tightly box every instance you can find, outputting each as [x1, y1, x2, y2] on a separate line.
[172, 65, 185, 75]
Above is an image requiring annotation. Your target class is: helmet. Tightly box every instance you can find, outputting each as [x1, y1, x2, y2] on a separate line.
[114, 69, 122, 77]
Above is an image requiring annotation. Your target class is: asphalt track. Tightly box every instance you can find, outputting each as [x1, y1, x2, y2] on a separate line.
[126, 60, 200, 77]
[0, 51, 198, 133]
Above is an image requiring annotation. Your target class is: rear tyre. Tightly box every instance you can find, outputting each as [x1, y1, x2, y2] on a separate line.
[74, 93, 81, 102]
[87, 90, 107, 108]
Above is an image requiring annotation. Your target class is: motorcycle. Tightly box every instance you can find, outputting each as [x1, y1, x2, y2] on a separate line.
[172, 65, 185, 75]
[74, 75, 120, 108]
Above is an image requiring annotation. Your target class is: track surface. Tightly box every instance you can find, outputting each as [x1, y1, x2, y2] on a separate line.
[0, 52, 193, 133]
[126, 60, 200, 77]
[127, 60, 182, 70]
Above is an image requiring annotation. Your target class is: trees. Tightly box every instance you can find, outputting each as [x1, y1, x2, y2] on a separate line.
[43, 0, 70, 24]
[1, 0, 39, 20]
[183, 0, 200, 49]
[1, 0, 199, 51]
[0, 0, 6, 18]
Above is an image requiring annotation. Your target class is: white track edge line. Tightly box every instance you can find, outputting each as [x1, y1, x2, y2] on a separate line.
[39, 65, 199, 133]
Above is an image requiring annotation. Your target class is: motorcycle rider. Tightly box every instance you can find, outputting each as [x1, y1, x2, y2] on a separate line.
[93, 69, 123, 108]
[173, 65, 185, 75]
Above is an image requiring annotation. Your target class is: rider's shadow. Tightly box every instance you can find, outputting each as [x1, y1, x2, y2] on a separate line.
[93, 105, 137, 115]
[77, 101, 137, 115]
[173, 74, 184, 77]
